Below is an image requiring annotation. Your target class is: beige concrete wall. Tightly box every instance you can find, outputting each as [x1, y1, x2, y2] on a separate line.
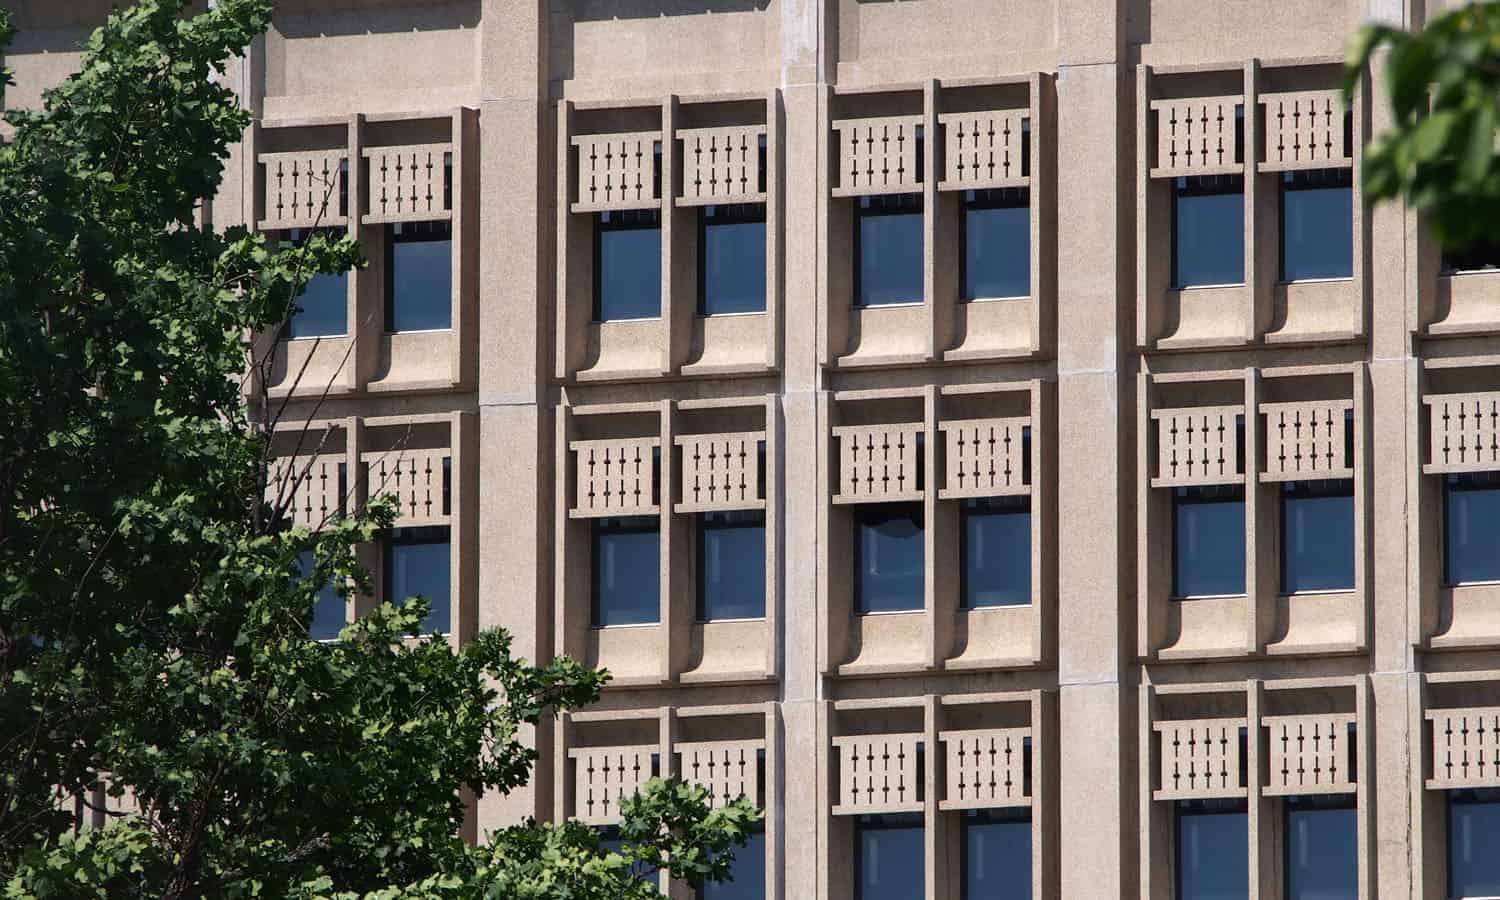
[13, 0, 1500, 894]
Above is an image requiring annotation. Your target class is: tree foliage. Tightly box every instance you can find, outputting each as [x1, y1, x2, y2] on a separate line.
[0, 1, 757, 897]
[1346, 3, 1500, 249]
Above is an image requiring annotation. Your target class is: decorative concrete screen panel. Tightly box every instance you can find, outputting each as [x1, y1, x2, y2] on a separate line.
[1423, 392, 1500, 474]
[831, 734, 923, 814]
[365, 449, 450, 527]
[1150, 406, 1244, 487]
[832, 424, 924, 503]
[1427, 708, 1500, 789]
[363, 143, 452, 224]
[938, 417, 1031, 499]
[570, 438, 660, 518]
[1149, 96, 1244, 178]
[674, 432, 765, 513]
[1259, 91, 1351, 172]
[570, 745, 657, 825]
[832, 116, 923, 197]
[1260, 400, 1354, 482]
[677, 740, 762, 808]
[677, 126, 767, 206]
[939, 728, 1031, 810]
[1153, 718, 1247, 800]
[938, 110, 1030, 191]
[258, 150, 348, 230]
[268, 454, 346, 529]
[571, 131, 661, 213]
[1263, 714, 1356, 796]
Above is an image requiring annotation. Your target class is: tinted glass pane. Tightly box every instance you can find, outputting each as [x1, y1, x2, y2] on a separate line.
[701, 829, 765, 900]
[1285, 797, 1357, 900]
[964, 810, 1031, 900]
[1176, 800, 1248, 900]
[1450, 790, 1500, 898]
[298, 551, 345, 641]
[1281, 170, 1353, 282]
[386, 222, 452, 332]
[385, 526, 450, 633]
[963, 188, 1031, 300]
[962, 496, 1031, 608]
[1442, 235, 1500, 273]
[593, 517, 661, 626]
[284, 229, 348, 338]
[599, 825, 658, 885]
[1174, 485, 1246, 597]
[701, 205, 767, 315]
[856, 503, 924, 613]
[1281, 480, 1355, 593]
[857, 818, 924, 900]
[597, 210, 662, 321]
[1173, 175, 1245, 288]
[698, 510, 766, 621]
[1445, 472, 1500, 584]
[857, 194, 923, 307]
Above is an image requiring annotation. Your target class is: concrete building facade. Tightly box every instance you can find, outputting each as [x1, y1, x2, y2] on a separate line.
[8, 0, 1500, 896]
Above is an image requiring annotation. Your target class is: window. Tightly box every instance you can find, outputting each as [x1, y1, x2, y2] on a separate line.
[697, 510, 766, 621]
[962, 188, 1030, 301]
[855, 503, 925, 613]
[961, 496, 1031, 608]
[592, 516, 661, 626]
[1444, 472, 1500, 585]
[595, 209, 662, 321]
[856, 194, 923, 307]
[1173, 485, 1246, 598]
[1175, 799, 1248, 900]
[598, 824, 658, 884]
[856, 814, 924, 900]
[699, 828, 765, 900]
[283, 228, 348, 339]
[1280, 479, 1355, 593]
[383, 525, 451, 634]
[1280, 168, 1353, 282]
[700, 204, 766, 315]
[1450, 789, 1500, 898]
[1172, 175, 1245, 288]
[1284, 795, 1357, 900]
[1442, 235, 1500, 274]
[297, 550, 345, 641]
[963, 808, 1031, 900]
[385, 221, 452, 332]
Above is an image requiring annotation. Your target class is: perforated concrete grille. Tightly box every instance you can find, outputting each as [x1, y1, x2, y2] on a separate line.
[938, 417, 1031, 499]
[1423, 392, 1500, 474]
[1259, 90, 1351, 172]
[677, 125, 767, 206]
[363, 143, 452, 223]
[569, 745, 657, 825]
[570, 438, 660, 518]
[258, 149, 348, 230]
[1149, 96, 1244, 177]
[831, 424, 924, 503]
[677, 740, 762, 808]
[1260, 400, 1354, 482]
[1263, 714, 1356, 796]
[364, 449, 451, 526]
[938, 110, 1030, 191]
[674, 432, 765, 513]
[831, 734, 923, 814]
[571, 131, 661, 212]
[1153, 718, 1247, 800]
[940, 728, 1031, 810]
[832, 116, 923, 197]
[268, 454, 346, 529]
[1427, 708, 1500, 789]
[1150, 406, 1245, 487]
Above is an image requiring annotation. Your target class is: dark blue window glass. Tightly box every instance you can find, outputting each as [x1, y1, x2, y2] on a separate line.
[698, 510, 766, 621]
[1176, 799, 1248, 900]
[700, 204, 766, 315]
[1443, 236, 1500, 273]
[700, 828, 765, 900]
[1281, 480, 1355, 593]
[963, 808, 1031, 900]
[384, 525, 450, 634]
[596, 209, 662, 321]
[961, 496, 1031, 608]
[855, 503, 924, 613]
[298, 550, 345, 641]
[1173, 175, 1245, 289]
[856, 194, 923, 307]
[1450, 789, 1500, 898]
[1173, 485, 1246, 598]
[1281, 169, 1353, 282]
[962, 188, 1031, 301]
[856, 815, 924, 900]
[1285, 796, 1357, 900]
[592, 516, 660, 626]
[1444, 472, 1500, 584]
[283, 228, 348, 338]
[599, 824, 659, 885]
[385, 221, 452, 332]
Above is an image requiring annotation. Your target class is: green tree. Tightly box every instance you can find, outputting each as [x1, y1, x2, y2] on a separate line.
[0, 1, 757, 897]
[1346, 3, 1500, 250]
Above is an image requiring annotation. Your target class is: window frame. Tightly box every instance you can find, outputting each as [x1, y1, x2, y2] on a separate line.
[1278, 477, 1357, 595]
[697, 202, 768, 317]
[1283, 794, 1358, 900]
[381, 524, 453, 635]
[1171, 483, 1248, 600]
[1173, 798, 1249, 900]
[960, 806, 1033, 900]
[959, 494, 1033, 609]
[1278, 167, 1355, 284]
[853, 193, 925, 309]
[695, 508, 768, 623]
[592, 208, 664, 322]
[1447, 787, 1500, 900]
[1170, 173, 1247, 290]
[959, 186, 1032, 303]
[1442, 471, 1500, 587]
[383, 219, 454, 334]
[281, 227, 351, 340]
[854, 813, 926, 900]
[853, 501, 926, 615]
[590, 515, 663, 628]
